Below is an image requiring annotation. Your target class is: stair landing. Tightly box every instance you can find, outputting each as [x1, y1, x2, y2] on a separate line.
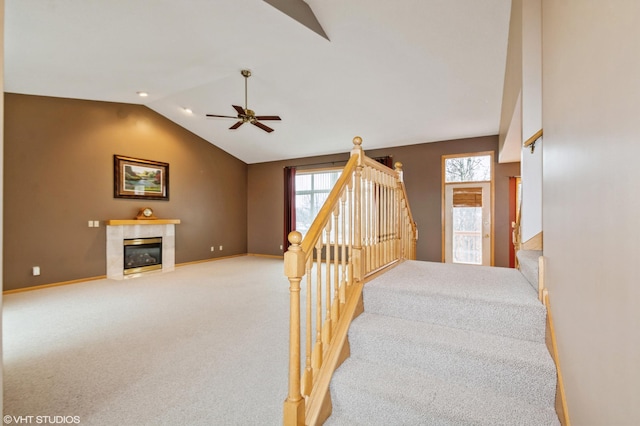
[363, 260, 547, 342]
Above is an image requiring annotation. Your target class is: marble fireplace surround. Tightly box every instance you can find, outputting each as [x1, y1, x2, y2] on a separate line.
[105, 219, 181, 280]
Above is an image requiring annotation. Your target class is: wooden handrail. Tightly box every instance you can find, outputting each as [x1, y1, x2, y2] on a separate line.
[523, 129, 543, 148]
[283, 136, 418, 425]
[513, 194, 522, 256]
[300, 154, 359, 256]
[396, 162, 416, 237]
[362, 155, 391, 172]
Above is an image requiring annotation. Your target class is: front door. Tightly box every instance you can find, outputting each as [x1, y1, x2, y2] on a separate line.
[444, 182, 491, 265]
[442, 152, 494, 266]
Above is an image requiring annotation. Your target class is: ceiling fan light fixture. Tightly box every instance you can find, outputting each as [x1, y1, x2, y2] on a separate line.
[205, 69, 281, 133]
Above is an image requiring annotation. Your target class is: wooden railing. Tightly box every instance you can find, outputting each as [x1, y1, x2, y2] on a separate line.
[283, 137, 417, 425]
[512, 199, 522, 267]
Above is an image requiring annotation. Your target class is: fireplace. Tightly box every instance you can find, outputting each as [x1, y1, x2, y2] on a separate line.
[123, 237, 162, 275]
[106, 219, 179, 280]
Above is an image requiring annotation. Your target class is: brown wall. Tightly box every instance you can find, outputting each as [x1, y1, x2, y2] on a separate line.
[4, 94, 519, 291]
[248, 136, 520, 267]
[3, 94, 248, 291]
[248, 152, 348, 255]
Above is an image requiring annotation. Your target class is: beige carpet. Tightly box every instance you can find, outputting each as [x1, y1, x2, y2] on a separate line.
[327, 260, 558, 425]
[3, 256, 289, 425]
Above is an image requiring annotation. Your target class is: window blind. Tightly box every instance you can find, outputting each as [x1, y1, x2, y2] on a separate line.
[452, 187, 483, 207]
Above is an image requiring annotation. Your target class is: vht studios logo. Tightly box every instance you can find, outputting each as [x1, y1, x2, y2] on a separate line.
[4, 415, 81, 424]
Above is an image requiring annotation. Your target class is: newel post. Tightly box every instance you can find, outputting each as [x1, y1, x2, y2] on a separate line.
[350, 136, 365, 282]
[283, 231, 306, 426]
[394, 162, 404, 260]
[394, 161, 404, 183]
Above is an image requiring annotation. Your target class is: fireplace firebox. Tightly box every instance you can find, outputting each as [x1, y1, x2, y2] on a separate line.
[123, 237, 162, 275]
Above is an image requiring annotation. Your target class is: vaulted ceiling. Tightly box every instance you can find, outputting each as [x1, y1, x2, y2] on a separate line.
[5, 0, 512, 164]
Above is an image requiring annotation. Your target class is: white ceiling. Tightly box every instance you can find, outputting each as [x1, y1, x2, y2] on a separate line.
[5, 0, 512, 164]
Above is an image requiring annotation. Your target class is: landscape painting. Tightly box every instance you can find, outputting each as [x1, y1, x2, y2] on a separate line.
[114, 155, 169, 200]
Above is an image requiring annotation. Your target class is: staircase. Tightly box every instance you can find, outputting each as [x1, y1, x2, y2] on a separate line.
[326, 260, 559, 425]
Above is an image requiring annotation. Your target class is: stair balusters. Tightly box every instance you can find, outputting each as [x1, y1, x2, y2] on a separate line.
[283, 137, 417, 425]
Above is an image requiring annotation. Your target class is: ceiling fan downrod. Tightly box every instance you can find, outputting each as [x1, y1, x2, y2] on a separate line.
[241, 69, 251, 112]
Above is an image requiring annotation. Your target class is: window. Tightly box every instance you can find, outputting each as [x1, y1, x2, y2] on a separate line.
[444, 155, 491, 183]
[295, 169, 342, 238]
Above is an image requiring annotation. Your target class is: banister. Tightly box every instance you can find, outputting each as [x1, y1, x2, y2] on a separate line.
[362, 155, 395, 174]
[300, 154, 359, 257]
[284, 136, 417, 426]
[395, 162, 416, 227]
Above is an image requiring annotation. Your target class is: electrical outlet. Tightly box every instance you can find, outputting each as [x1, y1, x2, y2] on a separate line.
[280, 245, 283, 250]
[93, 221, 100, 227]
[32, 266, 40, 276]
[88, 220, 93, 228]
[219, 245, 223, 251]
[210, 246, 214, 252]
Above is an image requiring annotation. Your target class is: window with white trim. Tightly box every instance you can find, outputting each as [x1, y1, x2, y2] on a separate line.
[295, 169, 342, 238]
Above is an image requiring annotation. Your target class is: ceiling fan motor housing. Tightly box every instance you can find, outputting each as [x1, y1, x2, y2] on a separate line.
[206, 69, 281, 132]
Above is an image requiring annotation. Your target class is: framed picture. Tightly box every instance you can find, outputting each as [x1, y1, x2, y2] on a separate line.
[114, 155, 169, 200]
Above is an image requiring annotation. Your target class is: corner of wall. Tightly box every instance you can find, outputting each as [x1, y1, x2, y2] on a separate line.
[1, 0, 6, 413]
[498, 0, 524, 163]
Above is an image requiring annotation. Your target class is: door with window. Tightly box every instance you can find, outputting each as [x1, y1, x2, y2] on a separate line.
[442, 153, 493, 266]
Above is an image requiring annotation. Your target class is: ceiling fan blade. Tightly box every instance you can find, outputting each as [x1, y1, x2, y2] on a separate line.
[255, 115, 281, 121]
[229, 121, 244, 130]
[206, 114, 237, 119]
[232, 105, 245, 115]
[252, 121, 274, 133]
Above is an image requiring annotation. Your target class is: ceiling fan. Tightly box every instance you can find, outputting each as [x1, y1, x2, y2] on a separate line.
[206, 69, 282, 133]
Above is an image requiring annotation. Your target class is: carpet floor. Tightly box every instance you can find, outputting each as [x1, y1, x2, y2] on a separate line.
[3, 256, 289, 425]
[5, 257, 559, 425]
[327, 260, 559, 426]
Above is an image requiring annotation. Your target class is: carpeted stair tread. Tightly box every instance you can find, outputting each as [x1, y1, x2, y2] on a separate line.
[368, 261, 540, 305]
[517, 249, 543, 291]
[364, 260, 546, 342]
[348, 312, 557, 407]
[327, 357, 560, 426]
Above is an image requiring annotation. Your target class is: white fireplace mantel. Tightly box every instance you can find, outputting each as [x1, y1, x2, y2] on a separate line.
[105, 219, 181, 280]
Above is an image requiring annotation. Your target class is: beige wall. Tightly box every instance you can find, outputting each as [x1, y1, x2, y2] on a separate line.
[542, 1, 640, 423]
[248, 136, 520, 267]
[3, 94, 248, 291]
[498, 0, 522, 158]
[521, 0, 542, 142]
[520, 0, 543, 242]
[500, 0, 543, 242]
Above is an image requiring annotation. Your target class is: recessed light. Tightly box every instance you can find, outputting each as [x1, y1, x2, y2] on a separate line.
[183, 108, 193, 114]
[137, 91, 148, 97]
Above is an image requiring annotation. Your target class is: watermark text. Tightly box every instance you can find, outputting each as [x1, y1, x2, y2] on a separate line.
[4, 415, 80, 424]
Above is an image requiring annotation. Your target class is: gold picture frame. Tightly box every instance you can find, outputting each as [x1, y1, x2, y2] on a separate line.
[114, 155, 169, 200]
